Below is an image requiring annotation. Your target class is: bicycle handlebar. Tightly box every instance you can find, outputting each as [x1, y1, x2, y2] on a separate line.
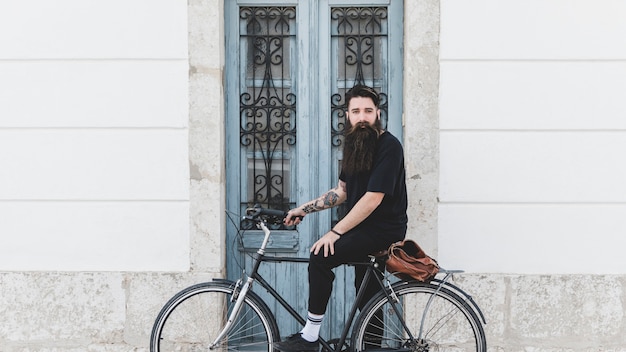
[243, 205, 304, 225]
[245, 206, 287, 219]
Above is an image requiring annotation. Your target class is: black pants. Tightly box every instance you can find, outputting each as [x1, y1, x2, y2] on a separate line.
[307, 225, 405, 315]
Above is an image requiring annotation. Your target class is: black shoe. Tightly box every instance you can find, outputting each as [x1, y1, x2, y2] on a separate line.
[274, 333, 319, 352]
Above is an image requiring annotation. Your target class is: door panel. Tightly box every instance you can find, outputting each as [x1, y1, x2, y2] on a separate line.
[225, 0, 403, 340]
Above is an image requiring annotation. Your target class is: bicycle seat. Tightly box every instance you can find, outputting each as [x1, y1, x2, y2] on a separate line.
[370, 249, 388, 257]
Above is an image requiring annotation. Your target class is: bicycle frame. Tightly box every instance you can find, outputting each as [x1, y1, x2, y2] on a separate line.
[260, 253, 402, 352]
[211, 217, 485, 351]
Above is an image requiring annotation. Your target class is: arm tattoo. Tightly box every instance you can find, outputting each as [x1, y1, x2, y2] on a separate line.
[302, 204, 317, 214]
[322, 191, 339, 207]
[301, 190, 340, 214]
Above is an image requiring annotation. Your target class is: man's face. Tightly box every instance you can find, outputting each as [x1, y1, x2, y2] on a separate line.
[341, 96, 382, 175]
[346, 96, 380, 128]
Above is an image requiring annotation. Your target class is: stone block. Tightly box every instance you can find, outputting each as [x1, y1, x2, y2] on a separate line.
[0, 272, 125, 345]
[124, 272, 217, 347]
[509, 275, 625, 347]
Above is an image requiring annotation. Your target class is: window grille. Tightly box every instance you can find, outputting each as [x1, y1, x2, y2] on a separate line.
[239, 6, 297, 223]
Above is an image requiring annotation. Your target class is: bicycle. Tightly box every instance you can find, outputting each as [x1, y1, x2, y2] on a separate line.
[150, 206, 487, 352]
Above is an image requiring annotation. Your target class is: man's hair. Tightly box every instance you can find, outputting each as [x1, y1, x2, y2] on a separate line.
[345, 84, 380, 108]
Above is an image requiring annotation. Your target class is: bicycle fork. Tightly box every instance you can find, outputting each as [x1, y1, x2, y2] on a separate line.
[209, 276, 253, 349]
[209, 220, 272, 350]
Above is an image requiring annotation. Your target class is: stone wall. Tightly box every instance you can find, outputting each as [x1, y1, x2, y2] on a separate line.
[464, 274, 626, 351]
[2, 273, 625, 350]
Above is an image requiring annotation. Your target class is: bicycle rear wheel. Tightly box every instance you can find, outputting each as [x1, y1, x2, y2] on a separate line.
[150, 281, 280, 352]
[351, 281, 486, 352]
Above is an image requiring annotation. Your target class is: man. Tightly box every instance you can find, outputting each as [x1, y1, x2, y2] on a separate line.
[275, 85, 408, 352]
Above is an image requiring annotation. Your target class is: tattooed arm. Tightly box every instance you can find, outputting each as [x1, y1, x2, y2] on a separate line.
[302, 180, 347, 214]
[284, 181, 347, 225]
[285, 180, 384, 257]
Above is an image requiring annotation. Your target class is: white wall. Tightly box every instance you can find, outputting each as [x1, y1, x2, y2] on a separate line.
[439, 0, 626, 274]
[0, 0, 190, 271]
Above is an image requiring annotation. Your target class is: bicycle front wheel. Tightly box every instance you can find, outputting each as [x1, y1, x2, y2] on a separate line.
[150, 281, 280, 352]
[352, 281, 486, 352]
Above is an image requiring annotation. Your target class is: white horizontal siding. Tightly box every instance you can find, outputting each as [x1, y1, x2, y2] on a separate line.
[440, 1, 626, 274]
[440, 61, 626, 130]
[0, 60, 188, 127]
[441, 0, 626, 60]
[0, 0, 187, 59]
[439, 204, 626, 274]
[440, 131, 626, 203]
[0, 202, 189, 271]
[0, 1, 189, 271]
[0, 129, 189, 200]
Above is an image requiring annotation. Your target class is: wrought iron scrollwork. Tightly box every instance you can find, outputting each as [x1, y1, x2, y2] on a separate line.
[239, 7, 297, 217]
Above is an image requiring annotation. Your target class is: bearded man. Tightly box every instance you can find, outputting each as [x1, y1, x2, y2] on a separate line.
[275, 85, 408, 352]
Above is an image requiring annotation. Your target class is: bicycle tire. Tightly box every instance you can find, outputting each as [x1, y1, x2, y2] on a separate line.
[351, 281, 486, 352]
[150, 280, 280, 352]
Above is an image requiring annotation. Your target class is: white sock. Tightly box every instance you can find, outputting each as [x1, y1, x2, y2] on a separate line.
[300, 312, 324, 342]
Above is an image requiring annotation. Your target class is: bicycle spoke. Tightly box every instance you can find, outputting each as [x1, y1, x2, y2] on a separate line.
[351, 282, 486, 352]
[423, 302, 466, 341]
[151, 282, 279, 352]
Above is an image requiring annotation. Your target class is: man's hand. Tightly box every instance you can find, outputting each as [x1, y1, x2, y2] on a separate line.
[310, 231, 341, 257]
[284, 208, 306, 226]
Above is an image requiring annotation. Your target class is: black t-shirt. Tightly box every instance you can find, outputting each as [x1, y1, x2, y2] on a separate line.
[339, 131, 408, 234]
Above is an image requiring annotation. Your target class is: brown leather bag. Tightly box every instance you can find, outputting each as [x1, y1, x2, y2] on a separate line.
[386, 240, 439, 282]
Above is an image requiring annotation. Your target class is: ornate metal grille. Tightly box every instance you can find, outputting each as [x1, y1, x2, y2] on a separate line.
[330, 7, 389, 148]
[239, 7, 297, 217]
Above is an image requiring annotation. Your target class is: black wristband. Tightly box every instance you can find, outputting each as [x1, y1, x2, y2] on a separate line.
[330, 229, 343, 236]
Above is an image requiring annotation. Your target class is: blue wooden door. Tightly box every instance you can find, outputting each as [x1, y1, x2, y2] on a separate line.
[225, 0, 403, 341]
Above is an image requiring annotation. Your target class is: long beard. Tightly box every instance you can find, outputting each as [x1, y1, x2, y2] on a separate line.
[341, 120, 382, 175]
